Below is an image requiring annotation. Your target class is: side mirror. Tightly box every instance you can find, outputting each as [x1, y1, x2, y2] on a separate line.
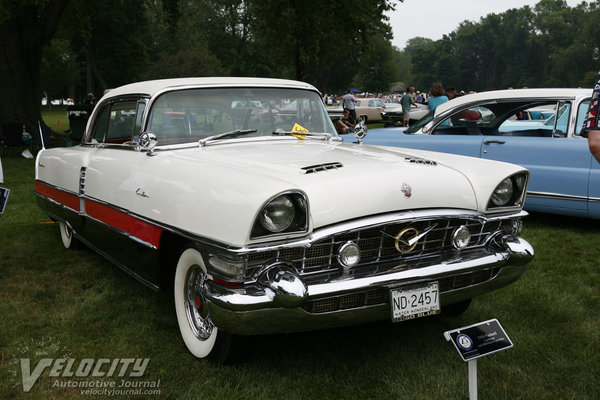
[138, 131, 158, 156]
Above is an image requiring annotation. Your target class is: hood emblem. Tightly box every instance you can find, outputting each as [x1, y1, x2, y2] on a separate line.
[401, 183, 412, 197]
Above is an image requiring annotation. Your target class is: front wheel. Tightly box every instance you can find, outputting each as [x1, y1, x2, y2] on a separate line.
[173, 247, 232, 363]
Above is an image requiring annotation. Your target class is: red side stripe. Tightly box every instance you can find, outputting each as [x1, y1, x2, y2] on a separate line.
[85, 199, 162, 248]
[35, 181, 80, 211]
[35, 181, 162, 248]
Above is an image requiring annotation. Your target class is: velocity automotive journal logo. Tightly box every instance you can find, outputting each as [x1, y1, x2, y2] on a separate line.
[9, 337, 160, 395]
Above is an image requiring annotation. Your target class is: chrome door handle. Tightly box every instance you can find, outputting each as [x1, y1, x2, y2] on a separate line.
[483, 140, 505, 145]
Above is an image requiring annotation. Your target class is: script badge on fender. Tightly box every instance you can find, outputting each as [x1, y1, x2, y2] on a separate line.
[401, 183, 412, 197]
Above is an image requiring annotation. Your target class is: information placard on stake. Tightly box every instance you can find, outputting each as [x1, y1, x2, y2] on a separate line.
[444, 319, 513, 400]
[444, 318, 513, 361]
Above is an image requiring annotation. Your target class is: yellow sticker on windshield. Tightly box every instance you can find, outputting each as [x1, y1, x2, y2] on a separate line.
[291, 123, 308, 139]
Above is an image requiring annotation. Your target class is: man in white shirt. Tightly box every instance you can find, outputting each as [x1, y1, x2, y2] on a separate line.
[342, 89, 357, 121]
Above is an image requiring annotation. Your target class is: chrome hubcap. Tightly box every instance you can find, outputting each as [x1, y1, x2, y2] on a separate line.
[63, 223, 72, 240]
[184, 265, 214, 340]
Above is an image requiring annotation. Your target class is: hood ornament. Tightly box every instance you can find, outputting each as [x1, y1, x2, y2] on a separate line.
[401, 183, 412, 197]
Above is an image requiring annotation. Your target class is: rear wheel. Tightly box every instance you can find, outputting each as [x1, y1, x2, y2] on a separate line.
[59, 221, 81, 249]
[173, 247, 232, 363]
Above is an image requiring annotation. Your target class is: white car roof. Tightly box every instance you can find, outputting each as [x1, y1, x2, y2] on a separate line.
[102, 77, 319, 100]
[434, 88, 592, 117]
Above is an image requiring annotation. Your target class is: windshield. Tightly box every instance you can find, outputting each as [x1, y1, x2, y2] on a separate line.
[146, 87, 338, 145]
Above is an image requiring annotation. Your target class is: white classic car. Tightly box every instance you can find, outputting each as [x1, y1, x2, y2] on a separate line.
[381, 101, 430, 126]
[35, 77, 534, 362]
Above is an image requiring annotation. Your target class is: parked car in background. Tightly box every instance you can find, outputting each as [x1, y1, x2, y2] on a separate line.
[380, 102, 430, 126]
[362, 88, 600, 219]
[518, 106, 555, 120]
[327, 97, 386, 122]
[35, 78, 534, 362]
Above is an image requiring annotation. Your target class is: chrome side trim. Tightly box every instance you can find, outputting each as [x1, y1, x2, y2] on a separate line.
[527, 191, 589, 201]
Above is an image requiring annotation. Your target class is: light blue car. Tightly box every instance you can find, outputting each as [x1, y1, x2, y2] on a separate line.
[362, 88, 600, 219]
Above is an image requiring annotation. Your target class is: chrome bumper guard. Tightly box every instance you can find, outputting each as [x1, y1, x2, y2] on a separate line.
[204, 235, 533, 335]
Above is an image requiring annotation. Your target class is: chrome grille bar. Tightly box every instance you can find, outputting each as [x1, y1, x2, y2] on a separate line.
[245, 216, 515, 281]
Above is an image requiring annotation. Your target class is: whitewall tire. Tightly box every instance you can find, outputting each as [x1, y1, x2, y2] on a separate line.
[59, 221, 80, 249]
[174, 248, 220, 359]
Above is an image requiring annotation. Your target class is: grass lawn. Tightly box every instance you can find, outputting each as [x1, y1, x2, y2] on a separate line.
[41, 105, 70, 133]
[0, 155, 598, 399]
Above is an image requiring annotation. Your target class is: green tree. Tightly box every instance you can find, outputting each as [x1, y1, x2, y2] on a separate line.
[405, 0, 600, 92]
[41, 38, 79, 102]
[0, 0, 70, 129]
[354, 35, 399, 93]
[392, 46, 413, 88]
[57, 0, 151, 99]
[250, 0, 396, 92]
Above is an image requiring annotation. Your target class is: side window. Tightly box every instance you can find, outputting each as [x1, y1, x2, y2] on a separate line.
[89, 106, 110, 143]
[105, 101, 137, 143]
[87, 101, 138, 144]
[433, 106, 494, 135]
[575, 99, 590, 137]
[492, 101, 570, 137]
[553, 102, 571, 136]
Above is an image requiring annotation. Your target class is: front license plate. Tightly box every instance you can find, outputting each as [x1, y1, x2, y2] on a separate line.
[391, 282, 440, 322]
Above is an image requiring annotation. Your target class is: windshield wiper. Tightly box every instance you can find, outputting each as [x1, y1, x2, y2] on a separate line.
[272, 129, 333, 140]
[198, 129, 257, 147]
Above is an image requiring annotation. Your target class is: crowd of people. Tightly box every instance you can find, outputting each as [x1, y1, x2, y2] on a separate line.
[327, 82, 468, 132]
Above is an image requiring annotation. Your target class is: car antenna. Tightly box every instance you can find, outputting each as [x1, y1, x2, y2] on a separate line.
[37, 121, 45, 150]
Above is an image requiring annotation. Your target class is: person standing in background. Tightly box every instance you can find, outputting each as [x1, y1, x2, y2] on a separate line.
[427, 82, 449, 112]
[401, 87, 415, 127]
[342, 89, 357, 121]
[581, 71, 600, 163]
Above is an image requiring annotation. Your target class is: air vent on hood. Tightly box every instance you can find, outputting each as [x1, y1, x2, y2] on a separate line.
[301, 162, 343, 174]
[405, 157, 437, 166]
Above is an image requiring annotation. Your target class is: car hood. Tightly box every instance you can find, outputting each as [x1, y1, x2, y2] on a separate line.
[134, 139, 525, 246]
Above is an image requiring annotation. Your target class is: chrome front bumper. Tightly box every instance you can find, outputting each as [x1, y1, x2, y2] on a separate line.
[204, 235, 534, 335]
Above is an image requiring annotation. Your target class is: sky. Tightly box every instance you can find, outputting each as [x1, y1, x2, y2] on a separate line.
[386, 0, 584, 49]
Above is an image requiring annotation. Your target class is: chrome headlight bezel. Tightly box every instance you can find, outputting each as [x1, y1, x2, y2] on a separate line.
[487, 172, 529, 211]
[251, 192, 309, 239]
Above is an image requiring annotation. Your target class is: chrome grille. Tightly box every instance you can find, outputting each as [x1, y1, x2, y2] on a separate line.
[245, 217, 513, 281]
[302, 267, 501, 314]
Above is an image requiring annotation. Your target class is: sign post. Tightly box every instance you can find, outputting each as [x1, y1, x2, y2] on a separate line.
[444, 319, 513, 400]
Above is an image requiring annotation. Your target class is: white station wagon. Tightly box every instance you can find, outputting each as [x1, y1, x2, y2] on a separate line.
[35, 77, 534, 362]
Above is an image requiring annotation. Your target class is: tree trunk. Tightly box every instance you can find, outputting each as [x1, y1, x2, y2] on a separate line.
[0, 1, 70, 132]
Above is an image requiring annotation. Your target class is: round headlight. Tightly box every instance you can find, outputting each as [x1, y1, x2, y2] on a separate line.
[259, 195, 295, 232]
[338, 241, 361, 268]
[452, 226, 471, 249]
[491, 178, 514, 206]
